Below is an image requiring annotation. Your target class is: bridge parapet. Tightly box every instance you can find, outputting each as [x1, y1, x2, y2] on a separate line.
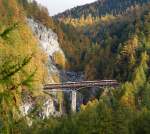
[44, 80, 119, 90]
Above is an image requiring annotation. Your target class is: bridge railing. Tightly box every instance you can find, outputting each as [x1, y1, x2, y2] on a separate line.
[44, 80, 119, 90]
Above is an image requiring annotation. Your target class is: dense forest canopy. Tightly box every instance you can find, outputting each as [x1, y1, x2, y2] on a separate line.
[53, 0, 150, 82]
[55, 0, 150, 19]
[0, 0, 150, 133]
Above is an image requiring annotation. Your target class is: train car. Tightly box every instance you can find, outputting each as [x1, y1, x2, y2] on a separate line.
[100, 80, 117, 82]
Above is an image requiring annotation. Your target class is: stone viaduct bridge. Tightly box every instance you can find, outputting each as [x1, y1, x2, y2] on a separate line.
[44, 80, 119, 112]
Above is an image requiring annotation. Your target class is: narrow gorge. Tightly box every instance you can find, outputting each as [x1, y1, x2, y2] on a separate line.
[20, 18, 66, 118]
[20, 18, 85, 118]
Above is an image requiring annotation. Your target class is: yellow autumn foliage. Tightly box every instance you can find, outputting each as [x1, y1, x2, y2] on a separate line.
[53, 51, 66, 69]
[0, 0, 48, 92]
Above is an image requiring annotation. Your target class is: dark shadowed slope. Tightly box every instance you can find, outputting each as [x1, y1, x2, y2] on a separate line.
[54, 0, 150, 19]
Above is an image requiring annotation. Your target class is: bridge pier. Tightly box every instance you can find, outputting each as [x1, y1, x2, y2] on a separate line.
[44, 80, 119, 113]
[71, 90, 77, 112]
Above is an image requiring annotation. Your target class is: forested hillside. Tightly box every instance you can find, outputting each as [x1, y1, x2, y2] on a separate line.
[0, 0, 48, 132]
[21, 1, 150, 133]
[0, 0, 150, 133]
[19, 0, 92, 70]
[55, 0, 150, 19]
[53, 1, 150, 82]
[27, 4, 150, 132]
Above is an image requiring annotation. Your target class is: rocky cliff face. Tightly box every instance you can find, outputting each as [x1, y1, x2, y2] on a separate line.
[19, 18, 67, 119]
[27, 18, 66, 83]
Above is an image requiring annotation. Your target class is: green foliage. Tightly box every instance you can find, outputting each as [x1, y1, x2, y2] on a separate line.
[132, 110, 150, 134]
[0, 0, 48, 133]
[0, 56, 32, 83]
[24, 2, 150, 134]
[0, 23, 18, 38]
[1, 0, 150, 133]
[0, 55, 35, 133]
[22, 99, 136, 134]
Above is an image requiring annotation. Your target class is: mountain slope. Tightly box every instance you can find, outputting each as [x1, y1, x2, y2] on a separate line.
[54, 1, 150, 81]
[19, 0, 93, 71]
[1, 0, 150, 133]
[0, 0, 48, 92]
[55, 0, 150, 19]
[28, 2, 150, 133]
[0, 0, 51, 131]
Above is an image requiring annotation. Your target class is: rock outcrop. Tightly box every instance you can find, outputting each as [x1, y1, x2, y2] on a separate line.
[27, 18, 66, 83]
[20, 18, 66, 119]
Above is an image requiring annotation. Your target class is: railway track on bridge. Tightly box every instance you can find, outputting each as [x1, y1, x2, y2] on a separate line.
[44, 80, 119, 90]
